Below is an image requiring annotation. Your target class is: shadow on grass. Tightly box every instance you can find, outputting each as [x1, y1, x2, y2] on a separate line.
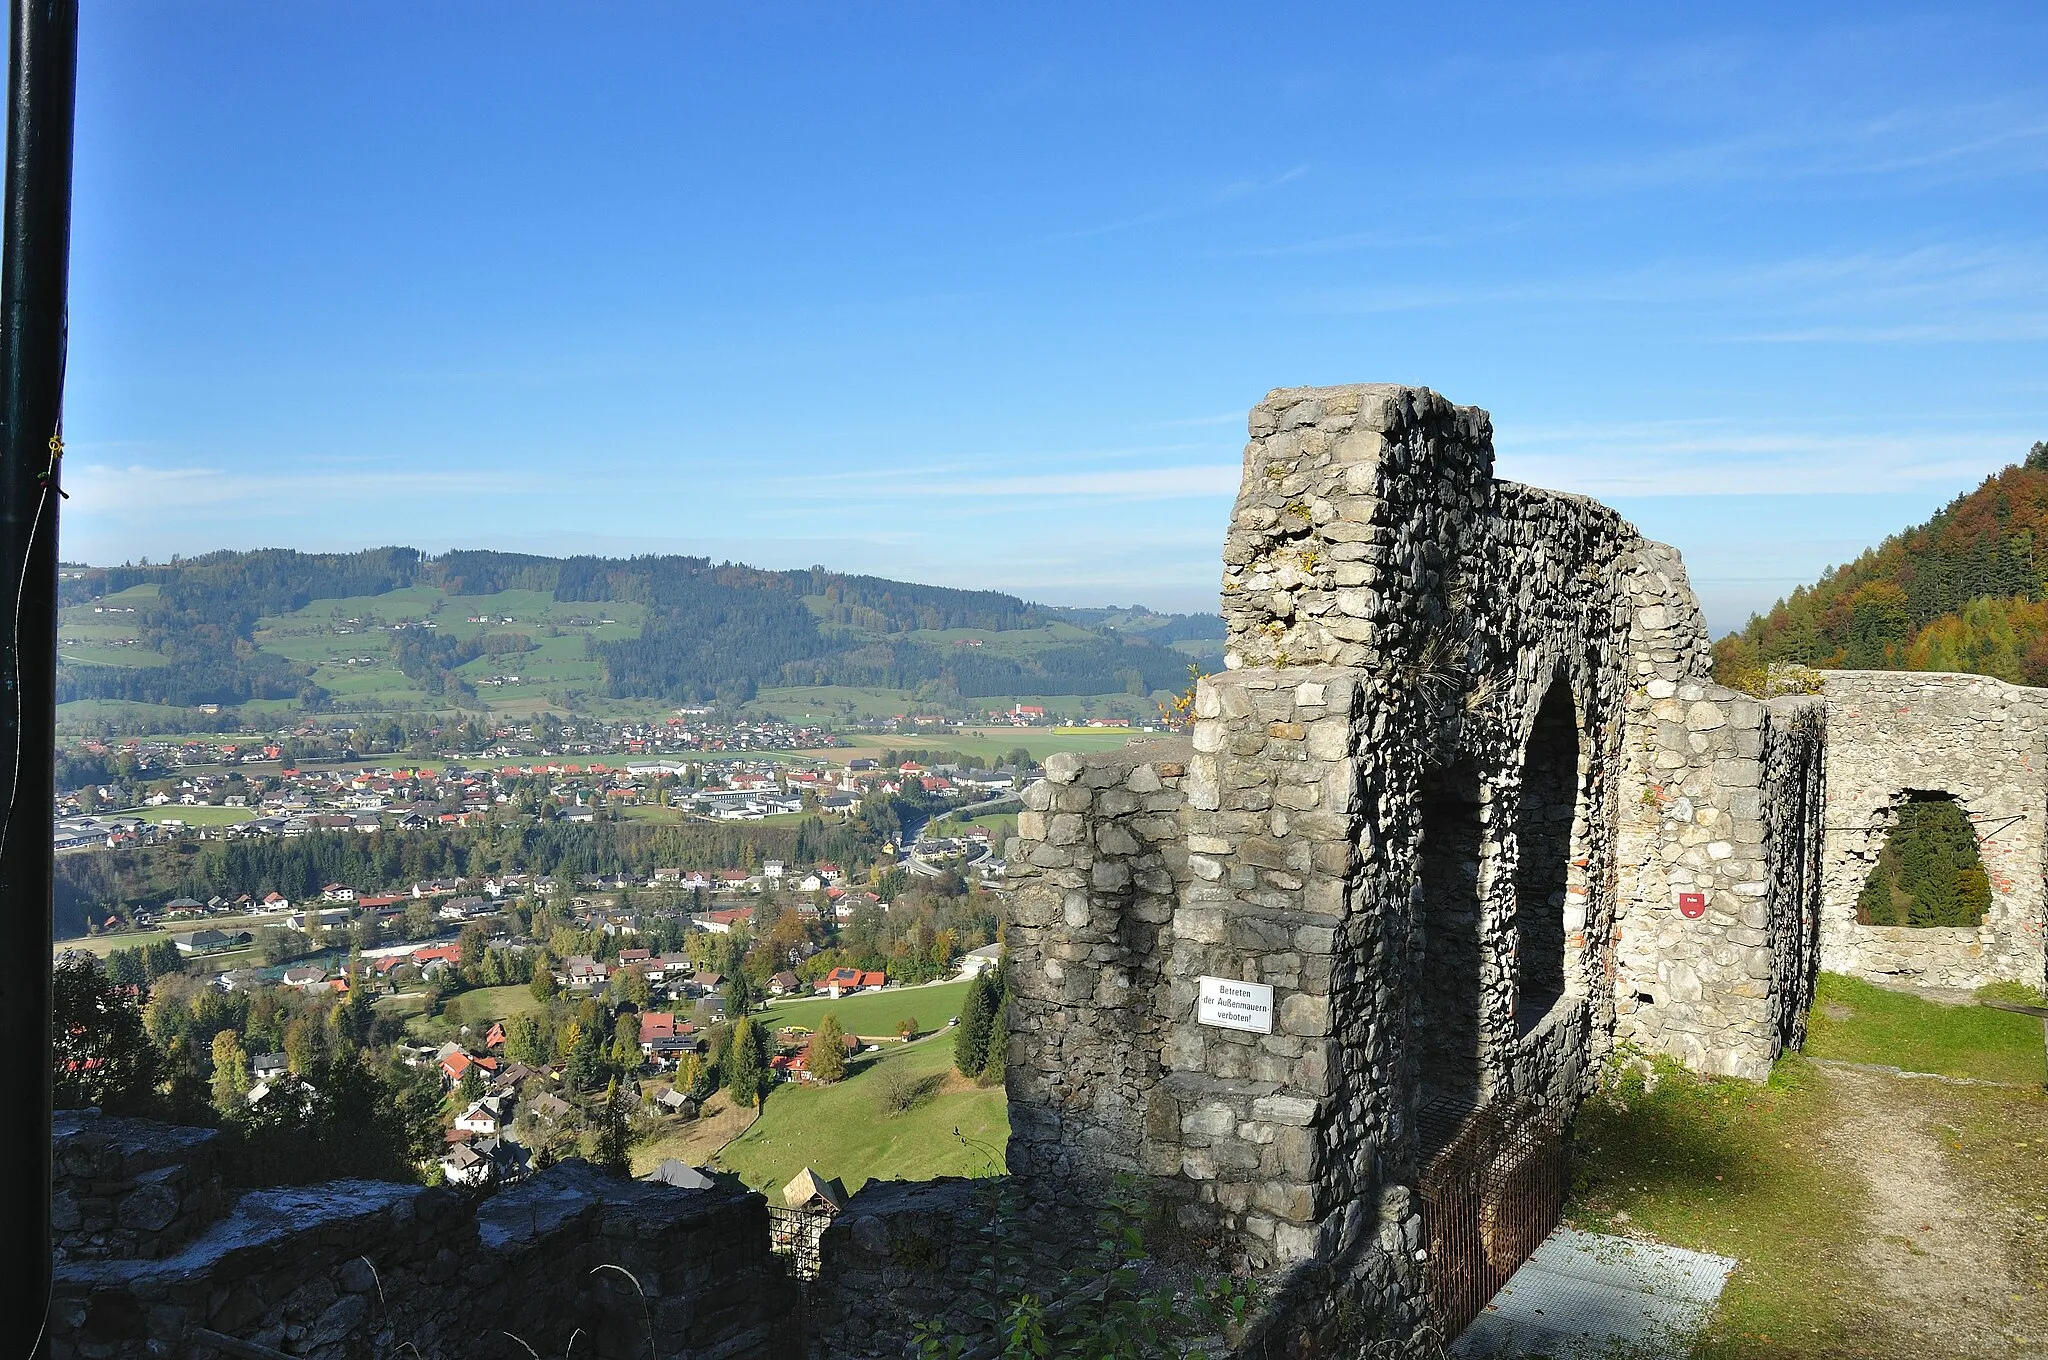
[1572, 1058, 1771, 1212]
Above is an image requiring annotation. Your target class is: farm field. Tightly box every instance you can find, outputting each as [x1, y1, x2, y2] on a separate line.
[746, 687, 1162, 727]
[1569, 976, 2048, 1359]
[55, 909, 292, 956]
[712, 1034, 1007, 1201]
[132, 805, 257, 826]
[803, 729, 1145, 766]
[759, 978, 974, 1039]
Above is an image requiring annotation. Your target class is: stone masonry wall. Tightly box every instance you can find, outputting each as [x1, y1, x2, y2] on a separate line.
[1609, 543, 1829, 1080]
[52, 1111, 229, 1263]
[49, 1117, 798, 1360]
[1817, 669, 2048, 992]
[1005, 740, 1191, 1185]
[1003, 383, 1812, 1347]
[1611, 679, 1825, 1079]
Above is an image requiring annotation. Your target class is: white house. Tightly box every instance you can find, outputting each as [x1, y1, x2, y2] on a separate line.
[455, 1101, 502, 1137]
[440, 1142, 489, 1186]
[959, 942, 1004, 977]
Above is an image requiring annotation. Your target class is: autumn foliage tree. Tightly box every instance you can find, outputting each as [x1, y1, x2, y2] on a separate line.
[808, 1013, 847, 1083]
[1716, 447, 2048, 689]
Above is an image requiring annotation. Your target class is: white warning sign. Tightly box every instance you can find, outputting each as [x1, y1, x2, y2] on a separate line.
[1197, 976, 1275, 1034]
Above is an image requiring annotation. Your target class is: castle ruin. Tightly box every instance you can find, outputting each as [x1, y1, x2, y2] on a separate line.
[49, 384, 2048, 1358]
[997, 383, 2044, 1343]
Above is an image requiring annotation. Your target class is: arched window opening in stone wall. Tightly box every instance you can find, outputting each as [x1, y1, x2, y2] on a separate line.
[1855, 792, 1991, 928]
[1416, 759, 1487, 1141]
[1513, 678, 1580, 1034]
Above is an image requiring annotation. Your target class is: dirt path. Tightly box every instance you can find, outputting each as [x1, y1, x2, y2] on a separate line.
[1816, 1066, 2048, 1357]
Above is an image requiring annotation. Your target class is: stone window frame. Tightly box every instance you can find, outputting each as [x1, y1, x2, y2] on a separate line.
[1510, 668, 1595, 1040]
[1849, 786, 1995, 934]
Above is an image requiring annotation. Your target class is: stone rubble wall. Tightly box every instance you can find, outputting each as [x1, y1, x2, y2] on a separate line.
[1612, 677, 1826, 1079]
[800, 1178, 1084, 1360]
[1817, 670, 2048, 991]
[1168, 667, 1369, 1270]
[1759, 699, 1828, 1054]
[52, 1111, 229, 1262]
[49, 1116, 798, 1360]
[1005, 740, 1191, 1185]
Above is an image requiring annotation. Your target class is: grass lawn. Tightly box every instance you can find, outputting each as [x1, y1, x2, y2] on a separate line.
[930, 810, 1018, 844]
[407, 983, 542, 1039]
[1572, 977, 2048, 1358]
[757, 979, 973, 1039]
[617, 804, 690, 824]
[712, 1035, 1008, 1200]
[55, 909, 290, 956]
[56, 927, 175, 957]
[1804, 972, 2047, 1085]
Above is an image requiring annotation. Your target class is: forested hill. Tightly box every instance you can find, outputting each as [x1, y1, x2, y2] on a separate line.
[1714, 441, 2048, 687]
[56, 548, 1222, 708]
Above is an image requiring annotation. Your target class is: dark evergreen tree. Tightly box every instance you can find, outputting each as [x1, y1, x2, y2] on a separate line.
[1855, 797, 1990, 927]
[591, 1078, 632, 1177]
[724, 1017, 769, 1111]
[954, 970, 995, 1077]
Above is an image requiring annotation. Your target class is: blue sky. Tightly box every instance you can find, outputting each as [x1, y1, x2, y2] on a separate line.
[59, 2, 2048, 632]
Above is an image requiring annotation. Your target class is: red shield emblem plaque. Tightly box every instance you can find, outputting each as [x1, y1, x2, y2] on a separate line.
[1678, 892, 1707, 920]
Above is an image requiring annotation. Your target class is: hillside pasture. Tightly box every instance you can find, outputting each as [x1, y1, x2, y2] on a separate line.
[757, 978, 973, 1038]
[59, 646, 170, 668]
[712, 1034, 1007, 1200]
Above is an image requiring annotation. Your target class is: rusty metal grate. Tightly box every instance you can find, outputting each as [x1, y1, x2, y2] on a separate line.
[1419, 1097, 1566, 1342]
[766, 1203, 830, 1282]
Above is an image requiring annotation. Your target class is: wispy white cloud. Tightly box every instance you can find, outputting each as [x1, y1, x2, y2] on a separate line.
[1497, 420, 2031, 498]
[778, 464, 1238, 503]
[1052, 166, 1309, 241]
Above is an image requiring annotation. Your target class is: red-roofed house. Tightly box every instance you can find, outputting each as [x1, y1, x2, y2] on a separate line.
[815, 967, 880, 999]
[698, 906, 752, 934]
[638, 1012, 676, 1050]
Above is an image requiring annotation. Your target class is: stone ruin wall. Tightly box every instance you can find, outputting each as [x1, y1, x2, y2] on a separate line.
[1816, 669, 2048, 992]
[1610, 548, 1827, 1080]
[49, 1112, 797, 1360]
[1002, 383, 1831, 1342]
[1005, 741, 1192, 1187]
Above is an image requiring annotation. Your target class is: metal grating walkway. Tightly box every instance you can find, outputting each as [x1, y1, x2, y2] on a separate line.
[1449, 1226, 1737, 1358]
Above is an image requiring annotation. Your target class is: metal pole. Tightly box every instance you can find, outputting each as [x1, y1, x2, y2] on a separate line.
[0, 0, 77, 1353]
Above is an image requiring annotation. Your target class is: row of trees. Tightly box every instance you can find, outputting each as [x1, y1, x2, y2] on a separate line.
[56, 806, 900, 936]
[954, 962, 1011, 1086]
[54, 954, 442, 1186]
